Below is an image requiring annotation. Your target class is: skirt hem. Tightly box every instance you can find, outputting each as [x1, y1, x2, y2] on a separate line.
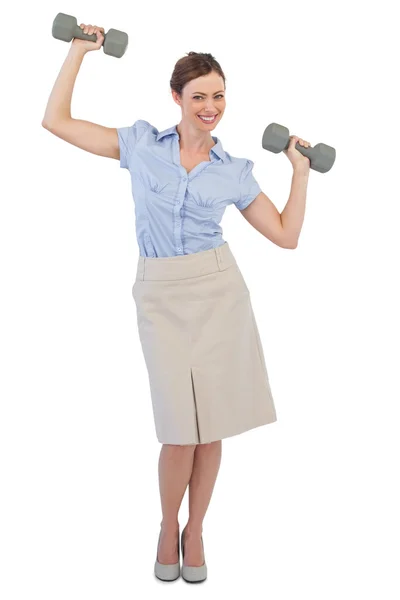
[156, 414, 278, 445]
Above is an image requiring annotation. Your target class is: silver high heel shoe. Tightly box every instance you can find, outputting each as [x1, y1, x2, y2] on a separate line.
[154, 528, 180, 581]
[181, 528, 207, 583]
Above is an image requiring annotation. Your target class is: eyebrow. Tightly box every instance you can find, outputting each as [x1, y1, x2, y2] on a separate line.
[192, 90, 225, 95]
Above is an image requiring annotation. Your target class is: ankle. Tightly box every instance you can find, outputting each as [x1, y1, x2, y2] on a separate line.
[183, 522, 203, 536]
[160, 519, 179, 533]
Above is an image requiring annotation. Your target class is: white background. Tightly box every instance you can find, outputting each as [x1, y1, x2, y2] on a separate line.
[1, 0, 399, 597]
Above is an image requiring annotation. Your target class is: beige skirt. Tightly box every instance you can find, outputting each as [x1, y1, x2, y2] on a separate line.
[132, 241, 277, 445]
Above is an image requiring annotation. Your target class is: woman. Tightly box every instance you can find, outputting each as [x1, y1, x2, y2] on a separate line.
[42, 23, 311, 584]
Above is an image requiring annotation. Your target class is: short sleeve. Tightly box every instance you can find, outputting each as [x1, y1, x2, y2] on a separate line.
[235, 159, 262, 210]
[117, 119, 150, 169]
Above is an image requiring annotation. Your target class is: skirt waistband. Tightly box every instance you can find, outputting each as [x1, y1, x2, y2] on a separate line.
[135, 242, 237, 281]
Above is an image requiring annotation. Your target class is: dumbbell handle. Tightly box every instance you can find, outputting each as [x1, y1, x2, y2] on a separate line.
[288, 140, 336, 173]
[71, 25, 107, 45]
[289, 140, 313, 160]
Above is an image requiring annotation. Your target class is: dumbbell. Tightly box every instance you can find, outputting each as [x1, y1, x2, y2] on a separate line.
[52, 13, 128, 58]
[262, 123, 336, 173]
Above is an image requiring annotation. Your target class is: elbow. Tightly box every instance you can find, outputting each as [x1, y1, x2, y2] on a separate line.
[279, 224, 298, 249]
[42, 118, 61, 131]
[282, 238, 298, 249]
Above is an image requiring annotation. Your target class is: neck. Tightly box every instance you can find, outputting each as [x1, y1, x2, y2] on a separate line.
[176, 121, 215, 154]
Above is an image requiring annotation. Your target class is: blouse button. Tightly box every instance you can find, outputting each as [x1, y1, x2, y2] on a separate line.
[182, 177, 187, 182]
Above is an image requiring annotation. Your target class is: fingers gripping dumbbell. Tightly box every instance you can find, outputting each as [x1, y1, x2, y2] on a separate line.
[52, 13, 128, 58]
[262, 123, 336, 173]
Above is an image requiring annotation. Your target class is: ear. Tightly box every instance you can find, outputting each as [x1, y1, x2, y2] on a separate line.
[171, 90, 182, 107]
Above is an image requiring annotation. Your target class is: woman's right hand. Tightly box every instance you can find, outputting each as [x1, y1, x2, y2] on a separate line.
[72, 24, 105, 53]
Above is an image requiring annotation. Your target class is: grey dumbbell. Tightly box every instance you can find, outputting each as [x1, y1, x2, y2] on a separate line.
[52, 13, 128, 58]
[262, 123, 336, 173]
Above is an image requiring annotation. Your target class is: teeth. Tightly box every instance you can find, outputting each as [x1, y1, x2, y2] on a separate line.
[199, 115, 217, 121]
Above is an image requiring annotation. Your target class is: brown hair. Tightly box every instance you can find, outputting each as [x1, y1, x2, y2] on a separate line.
[170, 51, 226, 96]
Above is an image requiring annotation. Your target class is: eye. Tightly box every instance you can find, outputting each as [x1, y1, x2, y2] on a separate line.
[193, 95, 224, 100]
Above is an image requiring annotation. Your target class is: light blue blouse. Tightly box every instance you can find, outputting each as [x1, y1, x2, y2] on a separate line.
[117, 120, 262, 257]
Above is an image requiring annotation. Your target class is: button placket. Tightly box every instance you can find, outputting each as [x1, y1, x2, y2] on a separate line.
[174, 174, 188, 254]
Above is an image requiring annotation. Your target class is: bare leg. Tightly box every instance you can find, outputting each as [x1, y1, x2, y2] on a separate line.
[182, 440, 222, 566]
[157, 443, 196, 564]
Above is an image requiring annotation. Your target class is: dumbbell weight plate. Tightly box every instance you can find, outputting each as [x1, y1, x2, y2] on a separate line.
[52, 13, 77, 43]
[103, 29, 128, 58]
[262, 123, 290, 153]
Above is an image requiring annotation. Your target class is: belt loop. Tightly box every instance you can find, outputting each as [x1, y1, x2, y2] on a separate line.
[215, 246, 223, 271]
[137, 257, 145, 281]
[142, 258, 146, 281]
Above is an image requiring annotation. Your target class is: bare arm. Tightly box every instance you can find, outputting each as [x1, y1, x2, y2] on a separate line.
[279, 167, 309, 246]
[239, 191, 293, 248]
[41, 25, 120, 160]
[240, 167, 310, 249]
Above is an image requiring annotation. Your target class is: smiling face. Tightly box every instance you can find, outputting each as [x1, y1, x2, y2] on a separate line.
[172, 71, 226, 132]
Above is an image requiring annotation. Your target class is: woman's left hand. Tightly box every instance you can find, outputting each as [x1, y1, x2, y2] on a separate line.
[283, 135, 311, 171]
